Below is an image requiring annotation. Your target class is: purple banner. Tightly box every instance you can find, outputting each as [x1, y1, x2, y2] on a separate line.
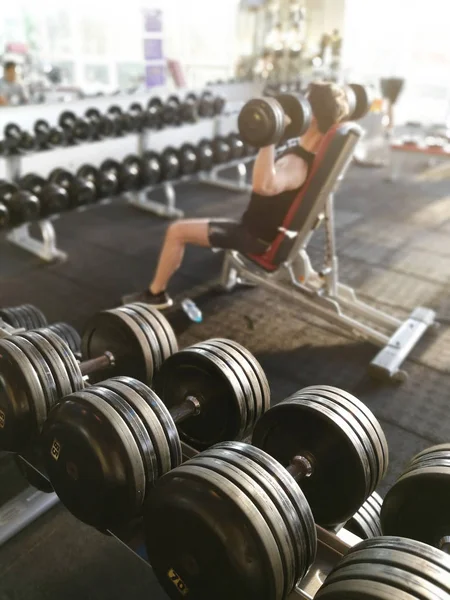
[144, 38, 163, 61]
[145, 65, 165, 88]
[143, 9, 162, 33]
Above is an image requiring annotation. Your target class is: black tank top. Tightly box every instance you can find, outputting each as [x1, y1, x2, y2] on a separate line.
[241, 145, 315, 243]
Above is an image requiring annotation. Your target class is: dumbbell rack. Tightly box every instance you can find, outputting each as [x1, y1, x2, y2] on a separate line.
[0, 83, 262, 264]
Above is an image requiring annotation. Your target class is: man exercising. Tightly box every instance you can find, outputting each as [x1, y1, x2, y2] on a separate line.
[128, 82, 349, 309]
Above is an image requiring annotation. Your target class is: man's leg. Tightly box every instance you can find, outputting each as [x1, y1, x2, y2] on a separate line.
[150, 219, 210, 295]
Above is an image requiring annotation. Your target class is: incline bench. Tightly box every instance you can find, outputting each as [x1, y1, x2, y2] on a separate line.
[220, 122, 436, 381]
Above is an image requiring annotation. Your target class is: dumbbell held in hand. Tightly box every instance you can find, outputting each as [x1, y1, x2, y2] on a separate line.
[238, 93, 312, 148]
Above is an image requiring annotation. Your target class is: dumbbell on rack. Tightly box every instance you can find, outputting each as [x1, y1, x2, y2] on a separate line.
[85, 108, 116, 139]
[100, 157, 143, 192]
[344, 491, 382, 539]
[0, 201, 9, 229]
[0, 180, 40, 226]
[3, 123, 37, 154]
[58, 111, 93, 144]
[0, 303, 81, 356]
[0, 302, 176, 453]
[143, 384, 388, 600]
[316, 536, 450, 599]
[77, 164, 120, 199]
[40, 337, 269, 529]
[34, 120, 67, 150]
[107, 105, 134, 136]
[48, 168, 97, 208]
[19, 174, 70, 218]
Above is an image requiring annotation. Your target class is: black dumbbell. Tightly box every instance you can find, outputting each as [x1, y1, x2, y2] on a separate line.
[227, 132, 246, 160]
[0, 201, 10, 229]
[344, 83, 373, 121]
[212, 136, 232, 164]
[196, 139, 215, 171]
[100, 158, 141, 192]
[177, 143, 199, 176]
[160, 147, 181, 180]
[213, 95, 226, 116]
[85, 108, 116, 139]
[197, 91, 216, 118]
[34, 120, 67, 150]
[0, 303, 176, 454]
[141, 151, 163, 187]
[128, 102, 146, 131]
[121, 155, 144, 190]
[0, 304, 47, 330]
[146, 97, 164, 129]
[19, 173, 70, 218]
[58, 111, 93, 144]
[39, 337, 268, 529]
[107, 105, 133, 136]
[144, 385, 387, 600]
[4, 124, 37, 154]
[48, 168, 96, 208]
[180, 94, 198, 124]
[162, 95, 182, 126]
[77, 164, 119, 199]
[238, 93, 312, 148]
[0, 180, 40, 226]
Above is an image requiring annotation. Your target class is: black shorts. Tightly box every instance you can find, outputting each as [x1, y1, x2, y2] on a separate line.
[207, 219, 270, 255]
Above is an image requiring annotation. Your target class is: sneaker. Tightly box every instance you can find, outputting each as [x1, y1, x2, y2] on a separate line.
[121, 289, 173, 310]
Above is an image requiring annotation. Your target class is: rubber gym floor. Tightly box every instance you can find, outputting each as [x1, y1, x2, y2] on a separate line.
[1, 160, 449, 600]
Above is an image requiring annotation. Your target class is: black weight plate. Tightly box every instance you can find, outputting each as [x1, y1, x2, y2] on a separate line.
[99, 379, 167, 479]
[14, 454, 53, 493]
[253, 397, 368, 526]
[81, 309, 153, 384]
[203, 444, 306, 589]
[409, 452, 450, 469]
[205, 339, 261, 428]
[24, 303, 47, 329]
[133, 302, 178, 357]
[14, 305, 34, 330]
[0, 339, 46, 450]
[144, 463, 282, 600]
[340, 547, 450, 595]
[351, 537, 450, 573]
[300, 392, 376, 495]
[276, 93, 312, 139]
[154, 346, 247, 449]
[305, 385, 388, 486]
[89, 385, 152, 494]
[41, 389, 144, 529]
[346, 498, 382, 539]
[409, 444, 450, 467]
[214, 338, 270, 420]
[0, 307, 21, 328]
[36, 328, 83, 394]
[20, 331, 73, 400]
[9, 336, 58, 414]
[119, 306, 162, 374]
[130, 303, 170, 364]
[316, 579, 415, 600]
[200, 341, 254, 435]
[238, 97, 284, 148]
[115, 307, 158, 383]
[190, 454, 290, 598]
[49, 322, 81, 355]
[116, 376, 181, 470]
[218, 440, 317, 573]
[381, 466, 450, 548]
[318, 563, 442, 600]
[402, 458, 450, 477]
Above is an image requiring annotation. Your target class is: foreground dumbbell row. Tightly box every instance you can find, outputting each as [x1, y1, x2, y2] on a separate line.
[0, 133, 254, 228]
[0, 91, 227, 156]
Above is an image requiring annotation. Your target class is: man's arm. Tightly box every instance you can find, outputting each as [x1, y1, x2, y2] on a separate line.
[252, 146, 309, 195]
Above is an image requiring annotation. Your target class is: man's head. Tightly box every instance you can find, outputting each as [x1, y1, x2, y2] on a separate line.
[3, 61, 17, 83]
[307, 81, 349, 134]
